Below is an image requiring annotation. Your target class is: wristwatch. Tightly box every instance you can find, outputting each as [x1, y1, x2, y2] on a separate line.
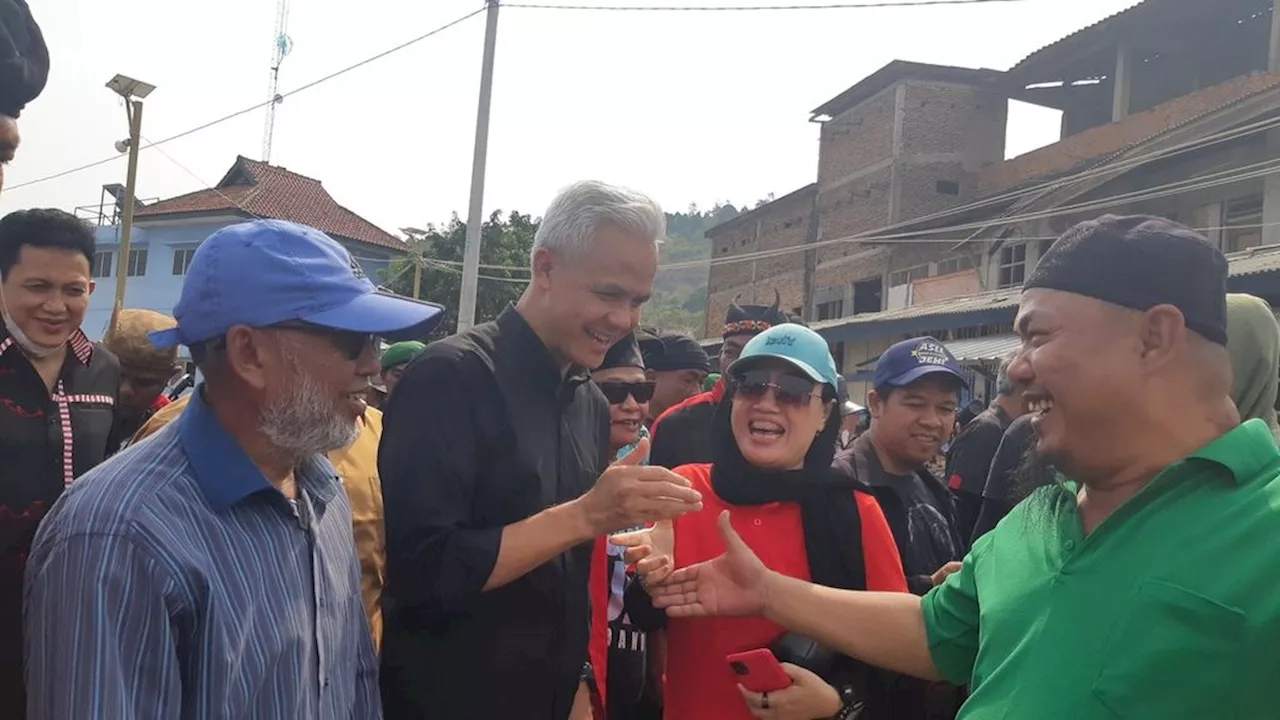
[581, 661, 598, 696]
[832, 684, 865, 720]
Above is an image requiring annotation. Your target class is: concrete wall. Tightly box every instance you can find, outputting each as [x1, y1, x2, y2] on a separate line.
[705, 189, 816, 337]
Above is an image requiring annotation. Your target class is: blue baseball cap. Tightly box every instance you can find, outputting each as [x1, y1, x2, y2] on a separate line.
[150, 220, 444, 349]
[733, 324, 840, 388]
[873, 336, 968, 389]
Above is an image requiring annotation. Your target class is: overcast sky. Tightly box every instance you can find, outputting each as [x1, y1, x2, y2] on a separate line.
[2, 0, 1136, 235]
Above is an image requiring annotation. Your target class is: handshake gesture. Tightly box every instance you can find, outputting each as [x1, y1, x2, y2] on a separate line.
[575, 437, 704, 536]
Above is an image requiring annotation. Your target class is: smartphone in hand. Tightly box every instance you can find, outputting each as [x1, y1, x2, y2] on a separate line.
[726, 648, 793, 694]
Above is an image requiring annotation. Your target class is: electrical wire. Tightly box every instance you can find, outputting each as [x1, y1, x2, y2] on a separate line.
[501, 0, 1025, 10]
[398, 109, 1280, 274]
[128, 137, 1280, 288]
[5, 6, 486, 193]
[418, 153, 1280, 274]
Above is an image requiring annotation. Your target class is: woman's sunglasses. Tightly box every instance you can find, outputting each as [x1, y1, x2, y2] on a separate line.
[732, 369, 821, 408]
[597, 381, 656, 405]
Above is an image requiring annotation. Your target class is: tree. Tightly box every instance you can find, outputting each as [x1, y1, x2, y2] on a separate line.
[384, 210, 535, 338]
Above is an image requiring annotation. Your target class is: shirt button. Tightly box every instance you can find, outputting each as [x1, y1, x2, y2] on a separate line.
[1064, 540, 1076, 551]
[753, 519, 763, 527]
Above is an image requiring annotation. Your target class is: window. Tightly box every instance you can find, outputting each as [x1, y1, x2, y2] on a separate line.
[998, 243, 1027, 288]
[889, 264, 930, 287]
[852, 277, 882, 314]
[935, 180, 960, 196]
[830, 341, 845, 372]
[816, 299, 844, 321]
[172, 247, 197, 275]
[127, 248, 148, 277]
[91, 251, 113, 279]
[1224, 194, 1263, 253]
[936, 255, 975, 276]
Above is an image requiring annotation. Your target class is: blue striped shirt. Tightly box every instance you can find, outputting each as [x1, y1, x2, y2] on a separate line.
[22, 387, 380, 719]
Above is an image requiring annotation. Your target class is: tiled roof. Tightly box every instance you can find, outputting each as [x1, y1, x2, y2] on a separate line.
[979, 72, 1280, 195]
[136, 156, 408, 252]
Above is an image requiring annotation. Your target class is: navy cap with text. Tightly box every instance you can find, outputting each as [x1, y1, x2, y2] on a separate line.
[873, 336, 968, 389]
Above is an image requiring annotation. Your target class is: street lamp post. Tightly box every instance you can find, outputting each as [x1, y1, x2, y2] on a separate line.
[105, 74, 156, 337]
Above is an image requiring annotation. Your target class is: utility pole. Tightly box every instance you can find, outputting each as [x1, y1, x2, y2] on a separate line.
[104, 74, 155, 337]
[413, 258, 423, 299]
[456, 0, 500, 333]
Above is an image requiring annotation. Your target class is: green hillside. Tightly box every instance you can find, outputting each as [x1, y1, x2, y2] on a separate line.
[384, 202, 755, 339]
[642, 202, 741, 337]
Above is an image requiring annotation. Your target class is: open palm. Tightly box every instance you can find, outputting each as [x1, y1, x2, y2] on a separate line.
[648, 511, 769, 618]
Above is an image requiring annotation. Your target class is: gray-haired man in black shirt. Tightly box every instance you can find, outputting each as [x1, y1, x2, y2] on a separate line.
[379, 180, 705, 720]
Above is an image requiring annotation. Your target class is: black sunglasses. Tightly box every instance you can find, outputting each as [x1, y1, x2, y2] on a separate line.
[596, 380, 656, 405]
[271, 321, 374, 361]
[731, 369, 821, 408]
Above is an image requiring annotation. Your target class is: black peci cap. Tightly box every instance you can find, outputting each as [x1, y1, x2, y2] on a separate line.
[1025, 214, 1228, 345]
[0, 0, 48, 118]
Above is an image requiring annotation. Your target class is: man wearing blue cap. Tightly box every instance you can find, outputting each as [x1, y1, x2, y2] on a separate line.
[829, 336, 967, 718]
[844, 337, 966, 595]
[24, 219, 443, 718]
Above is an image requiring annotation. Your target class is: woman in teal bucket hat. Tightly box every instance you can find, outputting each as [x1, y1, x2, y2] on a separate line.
[616, 324, 907, 720]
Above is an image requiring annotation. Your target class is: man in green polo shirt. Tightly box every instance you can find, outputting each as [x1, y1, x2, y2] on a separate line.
[643, 215, 1280, 719]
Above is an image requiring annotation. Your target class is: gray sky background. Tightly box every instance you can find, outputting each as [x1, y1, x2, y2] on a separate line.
[2, 0, 1135, 233]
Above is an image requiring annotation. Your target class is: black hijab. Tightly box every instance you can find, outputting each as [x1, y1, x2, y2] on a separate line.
[709, 383, 869, 592]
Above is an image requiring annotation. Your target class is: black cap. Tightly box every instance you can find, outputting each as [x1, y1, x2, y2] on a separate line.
[0, 0, 48, 118]
[1025, 215, 1228, 345]
[723, 289, 789, 338]
[638, 329, 711, 373]
[598, 333, 644, 371]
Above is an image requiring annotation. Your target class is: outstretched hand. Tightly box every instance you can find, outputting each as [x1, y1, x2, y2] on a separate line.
[612, 518, 676, 588]
[577, 437, 704, 536]
[647, 510, 770, 618]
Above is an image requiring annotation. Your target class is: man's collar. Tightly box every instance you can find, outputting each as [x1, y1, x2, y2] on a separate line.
[496, 304, 591, 390]
[1185, 418, 1280, 485]
[179, 385, 339, 511]
[67, 329, 94, 364]
[0, 326, 94, 364]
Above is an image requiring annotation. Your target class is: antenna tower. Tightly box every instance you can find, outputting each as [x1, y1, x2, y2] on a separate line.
[262, 0, 293, 163]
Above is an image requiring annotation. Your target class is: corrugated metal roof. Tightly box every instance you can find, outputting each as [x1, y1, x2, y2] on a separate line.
[945, 334, 1021, 362]
[1227, 245, 1280, 277]
[811, 288, 1022, 332]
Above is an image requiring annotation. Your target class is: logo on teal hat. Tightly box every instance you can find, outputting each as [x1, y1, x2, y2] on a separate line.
[736, 324, 840, 388]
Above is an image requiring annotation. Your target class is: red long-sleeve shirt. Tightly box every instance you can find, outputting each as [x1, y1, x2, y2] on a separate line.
[663, 464, 908, 720]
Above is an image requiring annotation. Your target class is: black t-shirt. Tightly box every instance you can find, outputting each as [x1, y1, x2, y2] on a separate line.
[602, 530, 658, 718]
[378, 306, 612, 720]
[839, 435, 962, 595]
[649, 387, 719, 470]
[971, 413, 1037, 544]
[945, 405, 1013, 544]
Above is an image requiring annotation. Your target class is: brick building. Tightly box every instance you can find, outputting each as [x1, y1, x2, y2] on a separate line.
[705, 62, 1007, 338]
[703, 0, 1280, 404]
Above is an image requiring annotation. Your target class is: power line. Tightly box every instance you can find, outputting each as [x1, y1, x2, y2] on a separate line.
[421, 153, 1280, 274]
[502, 0, 1025, 10]
[5, 6, 486, 193]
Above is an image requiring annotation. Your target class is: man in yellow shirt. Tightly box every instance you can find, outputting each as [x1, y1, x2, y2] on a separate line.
[132, 394, 387, 652]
